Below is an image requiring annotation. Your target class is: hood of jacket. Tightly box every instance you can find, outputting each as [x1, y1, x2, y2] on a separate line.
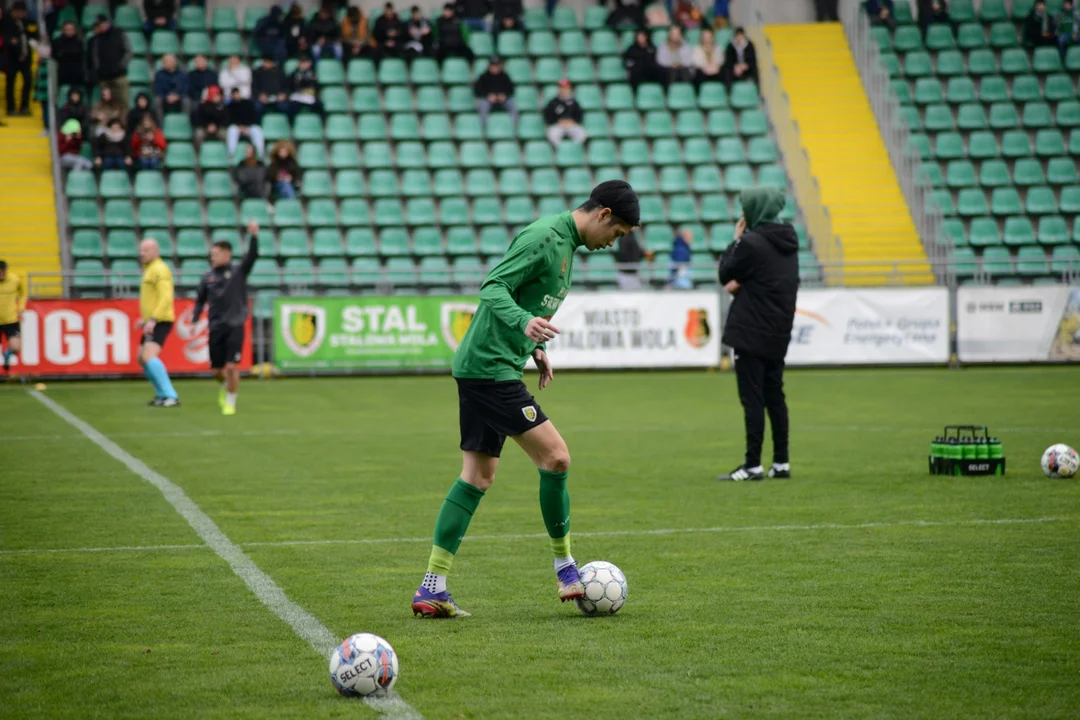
[740, 186, 786, 230]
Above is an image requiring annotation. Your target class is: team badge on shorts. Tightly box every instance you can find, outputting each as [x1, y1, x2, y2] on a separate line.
[522, 406, 538, 422]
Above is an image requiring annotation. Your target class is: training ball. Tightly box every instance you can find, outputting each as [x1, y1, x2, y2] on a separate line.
[575, 560, 628, 616]
[329, 633, 398, 697]
[1041, 444, 1079, 479]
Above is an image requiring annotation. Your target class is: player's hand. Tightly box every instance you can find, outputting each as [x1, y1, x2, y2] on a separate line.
[144, 320, 156, 335]
[525, 317, 559, 343]
[533, 349, 554, 390]
[247, 219, 260, 236]
[733, 217, 747, 240]
[725, 279, 741, 294]
[134, 318, 145, 329]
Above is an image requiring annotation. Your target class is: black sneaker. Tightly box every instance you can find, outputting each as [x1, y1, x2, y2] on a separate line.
[717, 465, 765, 482]
[768, 466, 792, 479]
[2, 355, 9, 372]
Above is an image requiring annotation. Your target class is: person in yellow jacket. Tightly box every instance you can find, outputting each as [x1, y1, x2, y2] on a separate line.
[138, 238, 180, 406]
[0, 260, 26, 373]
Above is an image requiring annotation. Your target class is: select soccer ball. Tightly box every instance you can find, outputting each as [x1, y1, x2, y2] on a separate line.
[1041, 444, 1079, 479]
[575, 560, 628, 616]
[329, 633, 398, 697]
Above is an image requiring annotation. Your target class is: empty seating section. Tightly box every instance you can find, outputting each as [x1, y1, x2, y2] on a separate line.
[63, 4, 809, 300]
[873, 2, 1080, 281]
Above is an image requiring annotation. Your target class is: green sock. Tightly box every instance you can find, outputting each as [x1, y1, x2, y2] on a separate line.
[426, 478, 486, 575]
[539, 469, 571, 558]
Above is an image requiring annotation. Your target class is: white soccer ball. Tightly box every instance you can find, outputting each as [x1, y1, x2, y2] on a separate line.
[329, 633, 399, 697]
[1041, 444, 1080, 479]
[575, 560, 628, 616]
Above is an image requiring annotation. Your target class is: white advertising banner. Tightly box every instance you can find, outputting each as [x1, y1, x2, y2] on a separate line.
[786, 288, 950, 365]
[536, 291, 721, 369]
[957, 285, 1080, 362]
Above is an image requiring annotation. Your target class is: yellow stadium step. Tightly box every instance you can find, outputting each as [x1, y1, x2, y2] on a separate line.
[0, 66, 63, 298]
[767, 23, 933, 285]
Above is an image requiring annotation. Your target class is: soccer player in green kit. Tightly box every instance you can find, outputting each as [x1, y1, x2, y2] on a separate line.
[413, 181, 640, 618]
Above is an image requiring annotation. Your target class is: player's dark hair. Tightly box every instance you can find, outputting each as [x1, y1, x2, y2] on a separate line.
[0, 260, 7, 271]
[212, 241, 233, 253]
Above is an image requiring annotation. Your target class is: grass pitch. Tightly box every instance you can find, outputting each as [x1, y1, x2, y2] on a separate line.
[2, 367, 1079, 719]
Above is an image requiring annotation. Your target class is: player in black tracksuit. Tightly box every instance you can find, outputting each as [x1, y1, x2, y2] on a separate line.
[193, 220, 259, 415]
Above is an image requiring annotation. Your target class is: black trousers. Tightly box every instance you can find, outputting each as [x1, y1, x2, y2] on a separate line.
[5, 61, 32, 113]
[734, 350, 789, 468]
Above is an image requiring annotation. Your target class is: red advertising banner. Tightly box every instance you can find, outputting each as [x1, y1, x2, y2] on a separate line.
[16, 299, 252, 376]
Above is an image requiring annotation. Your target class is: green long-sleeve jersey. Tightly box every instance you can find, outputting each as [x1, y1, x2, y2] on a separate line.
[452, 212, 582, 381]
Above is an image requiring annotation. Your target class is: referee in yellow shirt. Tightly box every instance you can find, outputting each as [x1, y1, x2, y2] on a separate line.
[0, 260, 26, 373]
[138, 239, 180, 406]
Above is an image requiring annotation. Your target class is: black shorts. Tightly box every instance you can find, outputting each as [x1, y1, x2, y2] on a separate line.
[209, 325, 245, 368]
[0, 323, 19, 341]
[140, 321, 173, 347]
[456, 377, 549, 457]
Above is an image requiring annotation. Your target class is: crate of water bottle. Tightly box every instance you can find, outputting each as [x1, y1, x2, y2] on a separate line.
[928, 425, 1006, 476]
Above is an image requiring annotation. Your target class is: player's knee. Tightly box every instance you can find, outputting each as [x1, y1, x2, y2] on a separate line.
[462, 470, 496, 491]
[544, 449, 571, 474]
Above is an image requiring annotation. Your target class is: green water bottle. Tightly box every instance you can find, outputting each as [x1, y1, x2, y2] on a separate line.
[961, 435, 977, 462]
[975, 437, 989, 460]
[946, 438, 961, 475]
[934, 436, 947, 474]
[988, 437, 1004, 476]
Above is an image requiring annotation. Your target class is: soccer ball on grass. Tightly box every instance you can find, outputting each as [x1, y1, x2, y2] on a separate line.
[1041, 444, 1079, 479]
[329, 633, 398, 697]
[575, 560, 628, 616]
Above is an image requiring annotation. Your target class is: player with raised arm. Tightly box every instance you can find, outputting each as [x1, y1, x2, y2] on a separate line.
[137, 239, 180, 407]
[0, 260, 26, 374]
[412, 181, 640, 619]
[193, 220, 260, 416]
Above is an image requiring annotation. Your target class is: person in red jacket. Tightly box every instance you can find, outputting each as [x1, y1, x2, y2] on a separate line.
[58, 118, 94, 170]
[130, 114, 167, 171]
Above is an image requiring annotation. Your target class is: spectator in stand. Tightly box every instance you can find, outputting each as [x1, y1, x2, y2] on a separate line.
[309, 4, 344, 61]
[53, 21, 87, 88]
[674, 0, 703, 29]
[916, 0, 955, 39]
[283, 3, 309, 58]
[88, 16, 132, 108]
[544, 79, 586, 147]
[154, 53, 189, 115]
[220, 54, 253, 100]
[287, 54, 325, 120]
[90, 85, 126, 135]
[613, 231, 648, 290]
[2, 1, 33, 116]
[624, 30, 665, 88]
[253, 5, 287, 64]
[607, 0, 646, 29]
[188, 54, 218, 105]
[405, 5, 434, 57]
[814, 0, 839, 22]
[127, 91, 158, 135]
[492, 0, 524, 35]
[667, 227, 693, 290]
[131, 114, 167, 170]
[1025, 0, 1057, 46]
[646, 2, 672, 27]
[657, 26, 694, 83]
[94, 118, 132, 171]
[268, 140, 303, 199]
[233, 143, 268, 200]
[693, 27, 724, 87]
[341, 6, 371, 60]
[58, 118, 94, 170]
[457, 0, 491, 32]
[143, 0, 178, 36]
[194, 84, 227, 143]
[436, 3, 474, 62]
[226, 87, 264, 158]
[373, 2, 407, 59]
[1056, 0, 1079, 56]
[866, 0, 896, 31]
[723, 26, 757, 89]
[474, 55, 517, 125]
[253, 55, 290, 116]
[57, 87, 90, 134]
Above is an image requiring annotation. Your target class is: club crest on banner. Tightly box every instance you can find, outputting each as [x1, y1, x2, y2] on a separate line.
[684, 308, 711, 348]
[441, 302, 477, 350]
[281, 303, 327, 357]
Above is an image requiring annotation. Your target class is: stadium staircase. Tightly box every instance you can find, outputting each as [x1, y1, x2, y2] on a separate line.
[54, 2, 825, 316]
[870, 0, 1080, 284]
[767, 22, 933, 285]
[0, 69, 63, 296]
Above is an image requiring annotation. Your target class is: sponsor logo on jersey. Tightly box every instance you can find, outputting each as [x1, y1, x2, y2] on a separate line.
[560, 258, 567, 277]
[684, 308, 711, 348]
[280, 303, 327, 357]
[522, 406, 537, 422]
[440, 302, 477, 350]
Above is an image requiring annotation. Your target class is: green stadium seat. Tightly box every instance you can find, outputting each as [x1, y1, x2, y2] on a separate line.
[418, 256, 451, 285]
[505, 196, 536, 224]
[330, 170, 362, 198]
[559, 30, 588, 56]
[643, 111, 673, 138]
[871, 26, 892, 50]
[72, 229, 104, 258]
[72, 259, 107, 289]
[1014, 158, 1046, 186]
[1003, 216, 1035, 246]
[957, 22, 985, 49]
[932, 188, 955, 215]
[584, 4, 608, 30]
[199, 142, 229, 169]
[675, 110, 706, 138]
[341, 198, 372, 226]
[368, 170, 401, 197]
[899, 105, 922, 130]
[997, 131, 1029, 159]
[931, 132, 962, 159]
[628, 167, 657, 193]
[597, 56, 625, 83]
[65, 170, 98, 199]
[758, 165, 787, 188]
[311, 229, 344, 258]
[697, 165, 728, 192]
[950, 246, 977, 275]
[505, 57, 532, 85]
[259, 114, 290, 143]
[969, 217, 1001, 247]
[1048, 158, 1079, 185]
[165, 142, 196, 170]
[534, 58, 563, 84]
[162, 114, 192, 142]
[306, 199, 338, 227]
[605, 84, 634, 111]
[530, 168, 559, 196]
[1010, 75, 1041, 103]
[138, 200, 169, 228]
[382, 86, 412, 113]
[446, 227, 476, 255]
[277, 229, 310, 257]
[351, 88, 380, 115]
[1062, 186, 1080, 213]
[988, 102, 1019, 129]
[522, 141, 554, 168]
[1058, 101, 1080, 128]
[465, 169, 497, 196]
[317, 257, 350, 287]
[651, 138, 681, 166]
[551, 6, 579, 30]
[1000, 48, 1030, 74]
[395, 141, 426, 170]
[893, 26, 923, 52]
[663, 83, 695, 111]
[587, 139, 617, 166]
[1015, 246, 1048, 276]
[747, 137, 778, 164]
[211, 7, 237, 31]
[683, 137, 714, 165]
[1067, 45, 1080, 71]
[362, 142, 393, 169]
[378, 229, 409, 257]
[300, 169, 332, 199]
[730, 82, 758, 109]
[990, 187, 1023, 215]
[182, 32, 212, 57]
[925, 25, 955, 50]
[1033, 46, 1063, 72]
[879, 52, 901, 77]
[297, 143, 327, 170]
[1034, 129, 1066, 157]
[942, 218, 967, 246]
[357, 114, 387, 140]
[957, 188, 988, 215]
[987, 21, 1017, 48]
[636, 83, 665, 110]
[976, 76, 1007, 103]
[292, 115, 323, 142]
[213, 31, 243, 56]
[113, 5, 141, 31]
[240, 199, 272, 227]
[698, 84, 728, 109]
[716, 137, 745, 164]
[471, 197, 501, 224]
[738, 110, 767, 135]
[699, 194, 731, 222]
[242, 7, 264, 31]
[203, 199, 235, 229]
[372, 199, 403, 227]
[566, 57, 595, 84]
[175, 230, 208, 259]
[668, 194, 698, 223]
[967, 49, 998, 75]
[106, 230, 138, 259]
[1042, 74, 1075, 102]
[348, 58, 376, 85]
[527, 30, 556, 57]
[555, 142, 585, 169]
[936, 50, 966, 76]
[643, 224, 673, 252]
[345, 227, 377, 255]
[405, 197, 437, 225]
[1026, 186, 1058, 215]
[945, 77, 976, 104]
[196, 170, 231, 200]
[979, 0, 1008, 20]
[433, 169, 464, 197]
[975, 162, 1011, 191]
[453, 256, 488, 286]
[946, 160, 977, 188]
[924, 104, 955, 131]
[498, 168, 529, 196]
[903, 50, 933, 77]
[459, 140, 490, 169]
[150, 31, 180, 56]
[104, 199, 136, 228]
[956, 103, 987, 130]
[451, 114, 482, 141]
[659, 167, 689, 193]
[1022, 102, 1053, 128]
[921, 161, 945, 187]
[484, 113, 514, 141]
[415, 86, 444, 113]
[479, 227, 510, 256]
[1050, 245, 1080, 273]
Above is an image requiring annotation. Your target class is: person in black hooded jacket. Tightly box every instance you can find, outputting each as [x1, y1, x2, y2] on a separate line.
[53, 21, 88, 87]
[716, 186, 799, 483]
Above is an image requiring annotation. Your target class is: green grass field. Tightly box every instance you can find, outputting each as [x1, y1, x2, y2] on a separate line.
[2, 367, 1079, 719]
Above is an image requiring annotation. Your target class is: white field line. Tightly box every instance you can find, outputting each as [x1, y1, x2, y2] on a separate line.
[2, 516, 1068, 557]
[26, 390, 421, 720]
